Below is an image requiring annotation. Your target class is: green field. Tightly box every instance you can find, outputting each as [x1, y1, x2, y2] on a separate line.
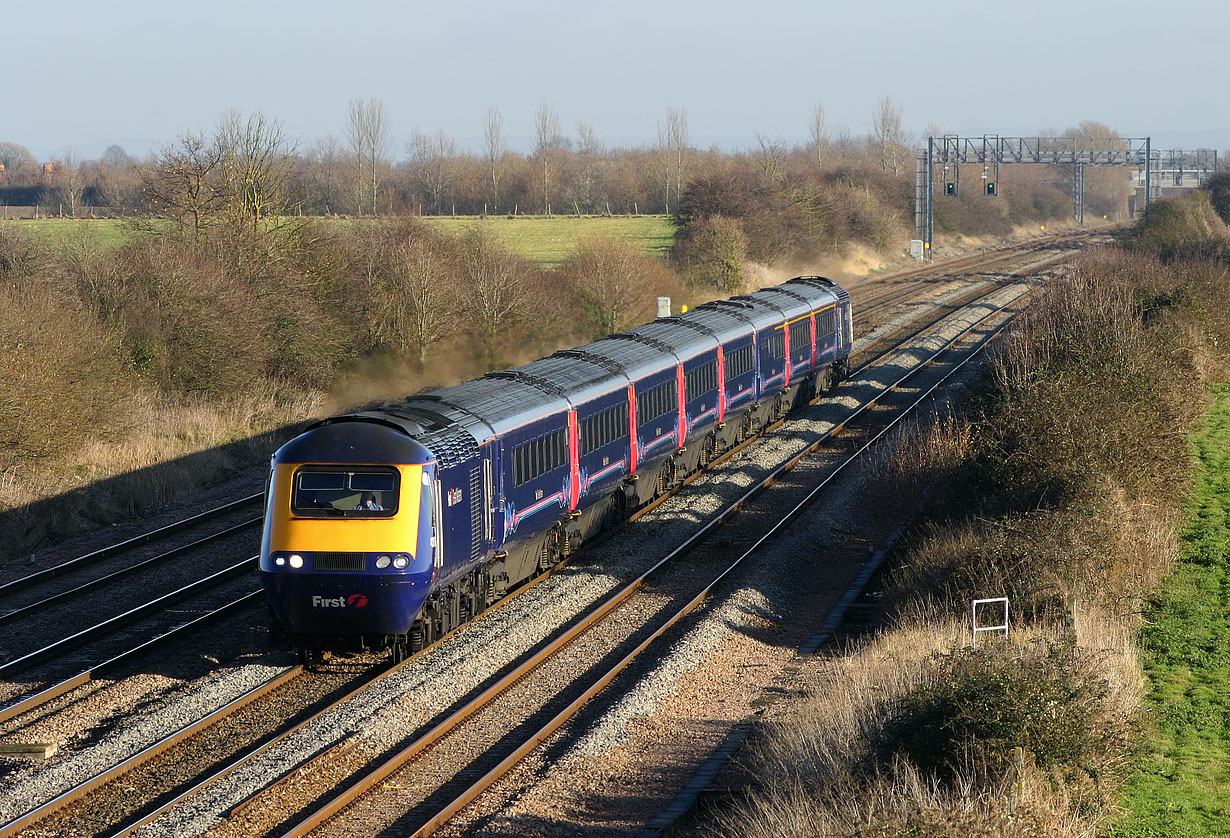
[1106, 383, 1230, 836]
[1, 217, 132, 250]
[0, 215, 677, 265]
[423, 214, 674, 264]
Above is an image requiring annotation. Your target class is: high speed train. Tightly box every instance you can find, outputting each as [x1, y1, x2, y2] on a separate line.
[260, 276, 852, 661]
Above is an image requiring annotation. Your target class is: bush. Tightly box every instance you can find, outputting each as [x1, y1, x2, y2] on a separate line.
[0, 282, 133, 470]
[0, 224, 44, 282]
[673, 214, 748, 293]
[875, 642, 1121, 785]
[1131, 192, 1230, 262]
[108, 239, 272, 395]
[829, 183, 903, 250]
[1199, 170, 1230, 224]
[672, 169, 837, 264]
[559, 235, 680, 338]
[955, 254, 1200, 516]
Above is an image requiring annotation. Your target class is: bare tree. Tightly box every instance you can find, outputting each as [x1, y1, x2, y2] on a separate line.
[870, 95, 905, 175]
[215, 110, 297, 235]
[141, 129, 226, 240]
[371, 224, 457, 365]
[99, 145, 131, 171]
[483, 105, 505, 213]
[834, 125, 852, 167]
[95, 145, 139, 211]
[656, 107, 689, 213]
[459, 226, 531, 367]
[345, 98, 391, 215]
[563, 236, 657, 338]
[573, 120, 604, 214]
[809, 103, 829, 171]
[1065, 121, 1131, 218]
[307, 134, 344, 214]
[408, 129, 457, 214]
[0, 142, 37, 186]
[51, 147, 84, 216]
[754, 135, 787, 183]
[534, 102, 568, 215]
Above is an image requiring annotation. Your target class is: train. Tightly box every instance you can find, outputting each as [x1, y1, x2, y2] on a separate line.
[260, 276, 853, 662]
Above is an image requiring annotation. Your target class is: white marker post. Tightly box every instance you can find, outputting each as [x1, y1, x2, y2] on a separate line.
[972, 597, 1009, 648]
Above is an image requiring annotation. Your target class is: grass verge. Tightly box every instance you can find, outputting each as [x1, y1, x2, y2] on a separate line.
[711, 247, 1230, 836]
[1106, 383, 1230, 836]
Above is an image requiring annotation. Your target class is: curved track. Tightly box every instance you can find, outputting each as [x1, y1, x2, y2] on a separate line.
[0, 233, 1092, 838]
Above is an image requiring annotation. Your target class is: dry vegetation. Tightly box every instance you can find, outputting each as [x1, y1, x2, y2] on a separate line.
[0, 111, 1142, 563]
[715, 198, 1230, 836]
[0, 213, 687, 558]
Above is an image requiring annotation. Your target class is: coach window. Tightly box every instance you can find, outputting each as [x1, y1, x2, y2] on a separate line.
[789, 320, 810, 352]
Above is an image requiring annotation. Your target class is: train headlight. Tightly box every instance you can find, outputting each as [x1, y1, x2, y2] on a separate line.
[393, 554, 410, 569]
[274, 555, 286, 567]
[376, 555, 391, 569]
[288, 554, 304, 569]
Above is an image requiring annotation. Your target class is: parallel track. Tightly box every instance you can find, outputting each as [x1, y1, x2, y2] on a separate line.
[272, 283, 1032, 838]
[130, 280, 1043, 838]
[0, 235, 1088, 838]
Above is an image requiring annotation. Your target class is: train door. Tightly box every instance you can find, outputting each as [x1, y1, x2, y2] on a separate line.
[837, 301, 853, 355]
[751, 331, 761, 401]
[482, 447, 501, 550]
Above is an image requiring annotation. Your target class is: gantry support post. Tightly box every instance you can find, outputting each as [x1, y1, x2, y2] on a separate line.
[1073, 162, 1085, 224]
[1144, 137, 1152, 212]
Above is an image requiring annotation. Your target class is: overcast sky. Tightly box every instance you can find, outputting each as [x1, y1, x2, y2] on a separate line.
[7, 0, 1226, 162]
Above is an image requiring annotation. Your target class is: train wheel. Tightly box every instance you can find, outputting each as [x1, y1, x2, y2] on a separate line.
[390, 635, 409, 665]
[409, 621, 425, 653]
[736, 415, 752, 443]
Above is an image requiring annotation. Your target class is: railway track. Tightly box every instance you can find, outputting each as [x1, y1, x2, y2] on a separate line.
[0, 497, 264, 678]
[0, 232, 1092, 831]
[92, 284, 1035, 837]
[220, 279, 1034, 838]
[0, 494, 263, 593]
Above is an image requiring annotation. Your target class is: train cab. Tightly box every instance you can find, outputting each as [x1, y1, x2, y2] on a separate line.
[260, 418, 437, 647]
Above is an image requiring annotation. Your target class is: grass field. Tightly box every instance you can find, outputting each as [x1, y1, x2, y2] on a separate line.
[423, 214, 675, 264]
[0, 214, 677, 265]
[1, 217, 132, 250]
[1106, 383, 1230, 836]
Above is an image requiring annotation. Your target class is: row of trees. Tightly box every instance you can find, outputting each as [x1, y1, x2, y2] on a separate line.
[0, 97, 922, 219]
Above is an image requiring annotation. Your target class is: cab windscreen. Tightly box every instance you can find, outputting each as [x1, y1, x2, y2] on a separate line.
[292, 468, 399, 516]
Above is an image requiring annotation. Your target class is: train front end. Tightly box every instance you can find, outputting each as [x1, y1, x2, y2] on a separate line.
[260, 418, 437, 656]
